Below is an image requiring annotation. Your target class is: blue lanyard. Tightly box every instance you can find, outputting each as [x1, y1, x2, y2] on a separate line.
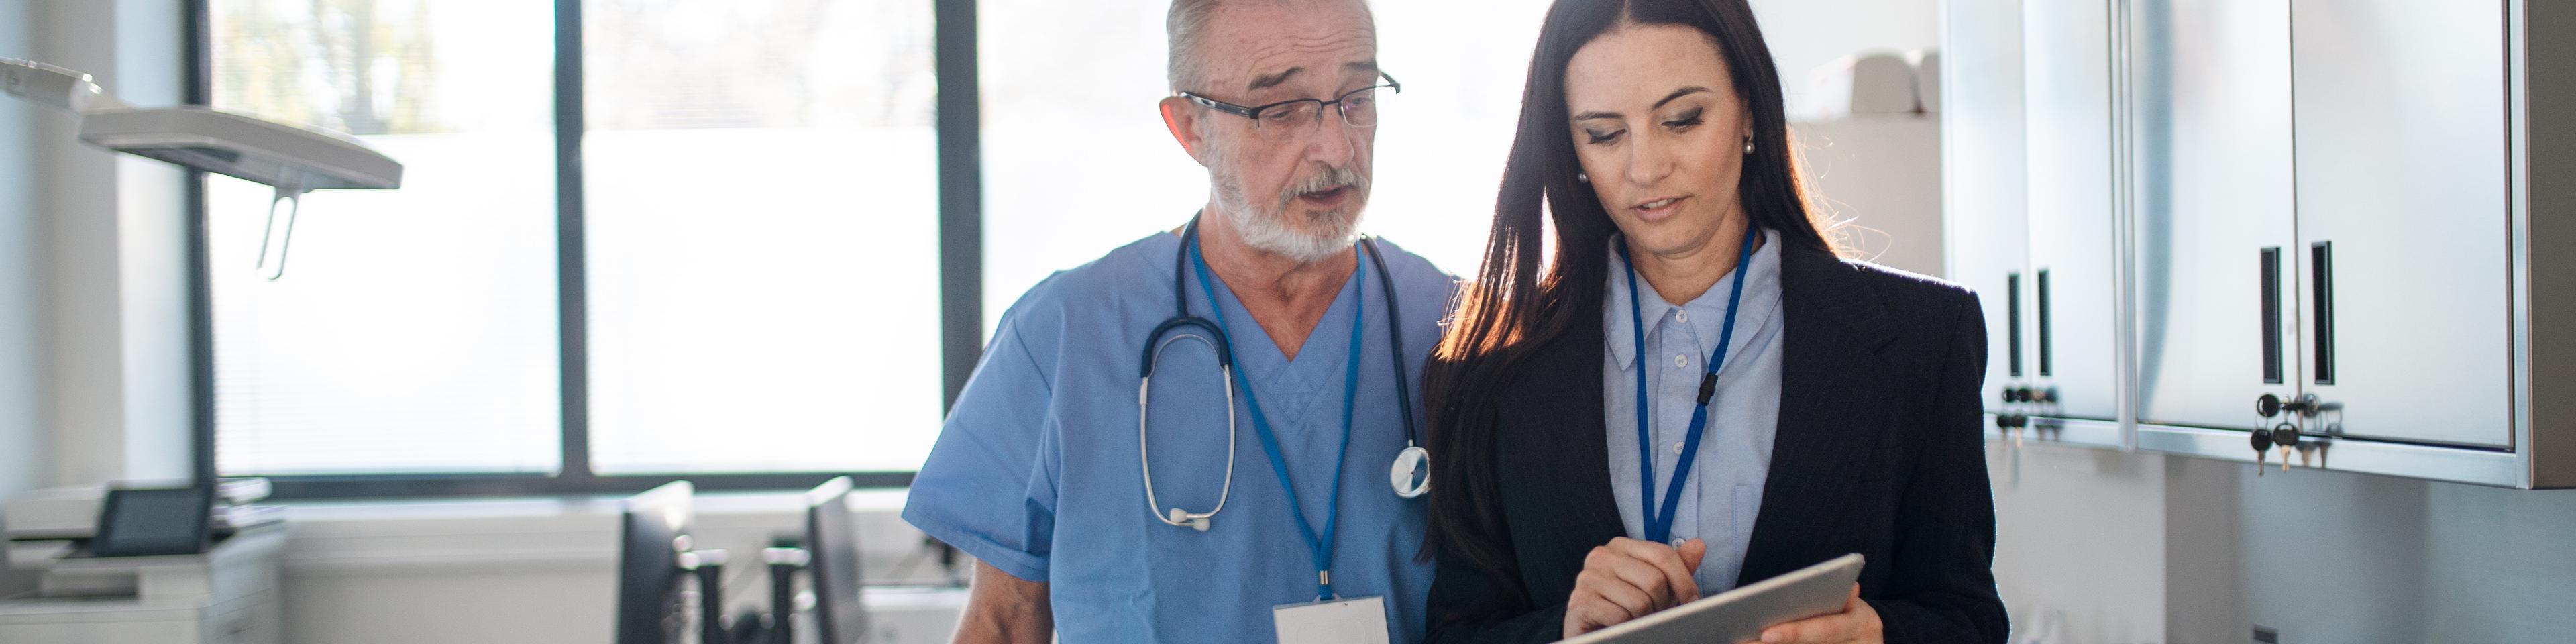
[1619, 225, 1758, 545]
[1188, 239, 1364, 601]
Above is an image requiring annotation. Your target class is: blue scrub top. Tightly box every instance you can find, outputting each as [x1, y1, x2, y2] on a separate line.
[904, 230, 1455, 644]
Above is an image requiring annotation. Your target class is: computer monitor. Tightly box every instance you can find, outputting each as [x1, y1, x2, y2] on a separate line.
[616, 481, 695, 644]
[805, 476, 871, 644]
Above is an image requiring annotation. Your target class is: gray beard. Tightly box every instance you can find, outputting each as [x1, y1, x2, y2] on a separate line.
[1209, 167, 1367, 265]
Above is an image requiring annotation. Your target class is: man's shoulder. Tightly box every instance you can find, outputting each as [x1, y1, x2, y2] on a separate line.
[1363, 235, 1462, 301]
[993, 232, 1180, 344]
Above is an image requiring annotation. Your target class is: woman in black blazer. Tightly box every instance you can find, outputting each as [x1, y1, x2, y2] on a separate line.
[1419, 1, 2004, 643]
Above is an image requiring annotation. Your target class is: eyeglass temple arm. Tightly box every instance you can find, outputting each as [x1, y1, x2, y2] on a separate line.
[1181, 93, 1256, 118]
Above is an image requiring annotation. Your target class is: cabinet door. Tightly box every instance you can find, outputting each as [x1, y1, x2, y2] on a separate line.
[2131, 0, 2299, 430]
[2022, 0, 2118, 421]
[1941, 0, 2028, 416]
[2290, 0, 2512, 448]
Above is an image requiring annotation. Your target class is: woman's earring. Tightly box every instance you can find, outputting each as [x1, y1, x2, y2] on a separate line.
[1743, 135, 1756, 155]
[1576, 172, 1590, 183]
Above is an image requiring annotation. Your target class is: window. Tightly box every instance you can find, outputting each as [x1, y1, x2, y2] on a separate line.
[197, 0, 1561, 496]
[199, 0, 943, 493]
[978, 0, 1560, 322]
[207, 0, 563, 476]
[579, 0, 941, 474]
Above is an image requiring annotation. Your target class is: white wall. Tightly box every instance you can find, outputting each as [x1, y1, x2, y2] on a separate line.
[1790, 117, 1943, 276]
[274, 493, 959, 644]
[1986, 444, 2168, 644]
[2168, 458, 2576, 643]
[1751, 0, 1939, 109]
[0, 0, 196, 594]
[1754, 0, 1947, 276]
[0, 0, 49, 599]
[30, 0, 195, 489]
[1988, 444, 2576, 644]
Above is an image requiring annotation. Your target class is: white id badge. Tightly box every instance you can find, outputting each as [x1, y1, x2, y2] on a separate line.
[1272, 595, 1391, 644]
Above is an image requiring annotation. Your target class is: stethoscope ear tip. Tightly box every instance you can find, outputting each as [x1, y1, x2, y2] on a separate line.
[1169, 507, 1214, 531]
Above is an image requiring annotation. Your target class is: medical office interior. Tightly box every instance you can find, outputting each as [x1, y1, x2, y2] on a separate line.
[1, 0, 2571, 642]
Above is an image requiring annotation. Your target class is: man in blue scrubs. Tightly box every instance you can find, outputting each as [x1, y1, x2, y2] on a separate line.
[902, 1, 1452, 642]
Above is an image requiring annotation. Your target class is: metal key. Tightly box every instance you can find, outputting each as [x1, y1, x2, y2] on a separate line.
[2273, 423, 2301, 474]
[2250, 425, 2275, 477]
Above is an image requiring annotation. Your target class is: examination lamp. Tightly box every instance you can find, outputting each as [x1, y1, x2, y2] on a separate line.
[4, 56, 402, 280]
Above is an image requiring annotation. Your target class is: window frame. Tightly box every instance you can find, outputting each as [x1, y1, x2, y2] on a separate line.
[183, 0, 979, 499]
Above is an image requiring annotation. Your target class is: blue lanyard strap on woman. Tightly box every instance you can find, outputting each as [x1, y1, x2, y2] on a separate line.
[1187, 234, 1366, 602]
[1619, 223, 1759, 545]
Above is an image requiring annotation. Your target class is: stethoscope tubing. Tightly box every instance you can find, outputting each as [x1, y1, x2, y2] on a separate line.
[1137, 217, 1430, 535]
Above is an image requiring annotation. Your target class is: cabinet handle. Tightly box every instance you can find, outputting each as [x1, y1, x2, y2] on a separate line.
[2037, 268, 2053, 377]
[2260, 247, 2282, 384]
[2007, 272, 2024, 378]
[2311, 241, 2335, 384]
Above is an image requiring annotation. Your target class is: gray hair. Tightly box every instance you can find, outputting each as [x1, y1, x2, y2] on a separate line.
[1167, 0, 1374, 94]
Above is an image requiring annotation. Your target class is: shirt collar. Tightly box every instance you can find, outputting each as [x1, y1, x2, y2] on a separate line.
[1603, 227, 1782, 370]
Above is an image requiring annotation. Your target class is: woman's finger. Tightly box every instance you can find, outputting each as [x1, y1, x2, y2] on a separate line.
[1677, 538, 1709, 576]
[1758, 608, 1857, 643]
[1580, 568, 1657, 619]
[1565, 590, 1620, 634]
[1605, 537, 1702, 604]
[1601, 553, 1682, 609]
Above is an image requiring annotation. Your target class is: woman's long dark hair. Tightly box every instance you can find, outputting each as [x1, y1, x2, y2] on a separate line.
[1421, 0, 1835, 616]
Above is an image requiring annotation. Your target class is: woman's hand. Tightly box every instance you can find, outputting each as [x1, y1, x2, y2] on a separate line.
[1751, 584, 1882, 644]
[1562, 537, 1708, 638]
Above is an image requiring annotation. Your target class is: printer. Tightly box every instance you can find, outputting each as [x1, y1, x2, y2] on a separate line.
[4, 478, 282, 557]
[1, 478, 289, 644]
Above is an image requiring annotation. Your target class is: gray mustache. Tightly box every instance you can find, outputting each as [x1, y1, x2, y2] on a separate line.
[1283, 165, 1370, 201]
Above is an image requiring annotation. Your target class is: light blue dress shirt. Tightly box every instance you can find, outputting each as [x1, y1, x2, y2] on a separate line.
[1602, 227, 1785, 593]
[903, 230, 1453, 644]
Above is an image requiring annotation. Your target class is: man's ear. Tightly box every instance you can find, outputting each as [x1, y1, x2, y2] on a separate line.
[1160, 97, 1212, 167]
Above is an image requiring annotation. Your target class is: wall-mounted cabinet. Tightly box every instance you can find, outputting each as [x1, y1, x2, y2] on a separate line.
[1947, 0, 2576, 488]
[1943, 0, 2124, 450]
[2128, 0, 2298, 437]
[2285, 0, 2514, 450]
[1940, 0, 2029, 443]
[2019, 0, 2123, 438]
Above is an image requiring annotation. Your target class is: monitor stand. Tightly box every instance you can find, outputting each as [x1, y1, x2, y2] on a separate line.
[681, 548, 731, 644]
[761, 545, 812, 644]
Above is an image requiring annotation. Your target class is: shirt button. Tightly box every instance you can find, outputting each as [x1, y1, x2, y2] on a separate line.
[1674, 310, 1689, 323]
[1673, 354, 1690, 368]
[1671, 441, 1686, 455]
[1671, 537, 1687, 548]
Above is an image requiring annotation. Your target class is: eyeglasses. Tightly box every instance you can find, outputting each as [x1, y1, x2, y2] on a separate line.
[1180, 72, 1402, 142]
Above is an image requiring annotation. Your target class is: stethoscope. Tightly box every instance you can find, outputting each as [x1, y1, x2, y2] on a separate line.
[1139, 217, 1428, 535]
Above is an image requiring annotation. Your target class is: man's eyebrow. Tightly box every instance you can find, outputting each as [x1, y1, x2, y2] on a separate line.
[1654, 86, 1713, 110]
[1248, 67, 1303, 91]
[1248, 58, 1381, 93]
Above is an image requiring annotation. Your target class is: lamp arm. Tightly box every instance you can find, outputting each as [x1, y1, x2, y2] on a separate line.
[1, 56, 131, 113]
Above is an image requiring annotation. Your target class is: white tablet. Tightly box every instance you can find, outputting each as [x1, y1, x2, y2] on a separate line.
[1558, 553, 1865, 644]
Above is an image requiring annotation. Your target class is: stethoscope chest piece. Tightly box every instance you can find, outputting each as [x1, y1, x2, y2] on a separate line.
[1390, 444, 1431, 498]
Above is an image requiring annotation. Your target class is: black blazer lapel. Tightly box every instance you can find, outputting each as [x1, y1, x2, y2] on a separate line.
[1736, 242, 1907, 586]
